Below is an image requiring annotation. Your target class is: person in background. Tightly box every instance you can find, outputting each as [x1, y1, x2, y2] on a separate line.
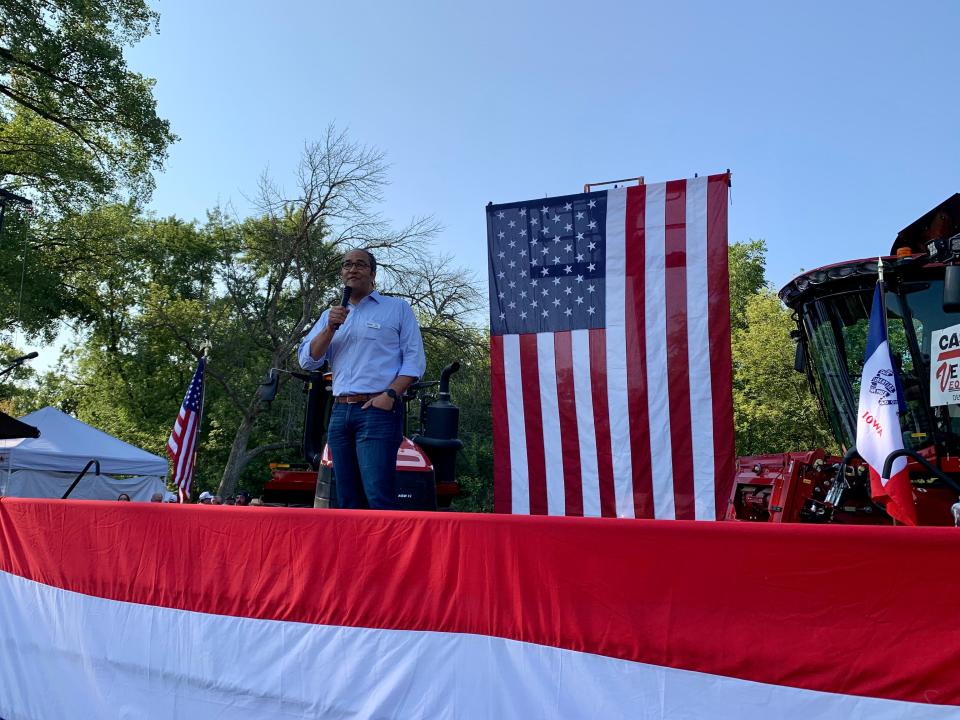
[150, 492, 164, 503]
[198, 491, 214, 504]
[210, 495, 223, 505]
[117, 493, 131, 502]
[249, 497, 264, 506]
[235, 491, 250, 506]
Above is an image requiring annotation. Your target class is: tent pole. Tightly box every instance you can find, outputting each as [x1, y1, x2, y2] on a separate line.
[61, 460, 101, 499]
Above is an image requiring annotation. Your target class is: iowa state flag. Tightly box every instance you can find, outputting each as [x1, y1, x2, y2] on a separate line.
[856, 281, 917, 525]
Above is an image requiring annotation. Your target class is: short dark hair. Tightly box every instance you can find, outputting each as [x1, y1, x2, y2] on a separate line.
[359, 248, 376, 274]
[344, 248, 376, 274]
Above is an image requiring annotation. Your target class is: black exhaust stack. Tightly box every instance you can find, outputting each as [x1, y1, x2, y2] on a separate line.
[412, 362, 463, 490]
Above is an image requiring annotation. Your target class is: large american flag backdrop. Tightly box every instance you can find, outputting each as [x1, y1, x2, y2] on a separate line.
[487, 174, 734, 519]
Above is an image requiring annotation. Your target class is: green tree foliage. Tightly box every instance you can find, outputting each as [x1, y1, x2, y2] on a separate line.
[727, 238, 836, 456]
[0, 0, 176, 356]
[728, 238, 767, 331]
[22, 129, 483, 501]
[0, 0, 176, 208]
[731, 286, 837, 457]
[26, 208, 218, 450]
[414, 323, 492, 512]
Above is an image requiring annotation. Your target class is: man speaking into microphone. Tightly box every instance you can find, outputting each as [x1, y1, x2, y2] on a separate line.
[298, 249, 425, 509]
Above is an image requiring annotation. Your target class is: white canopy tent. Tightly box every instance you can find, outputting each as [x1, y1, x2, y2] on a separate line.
[0, 407, 168, 501]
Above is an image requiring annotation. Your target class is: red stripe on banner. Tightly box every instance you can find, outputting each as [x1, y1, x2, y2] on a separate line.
[3, 501, 960, 706]
[664, 180, 696, 520]
[624, 185, 654, 518]
[553, 331, 583, 516]
[589, 328, 616, 517]
[490, 335, 511, 514]
[707, 174, 735, 518]
[519, 334, 547, 515]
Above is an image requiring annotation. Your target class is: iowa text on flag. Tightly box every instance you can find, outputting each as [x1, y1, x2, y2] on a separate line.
[855, 282, 917, 525]
[487, 174, 734, 519]
[166, 357, 205, 503]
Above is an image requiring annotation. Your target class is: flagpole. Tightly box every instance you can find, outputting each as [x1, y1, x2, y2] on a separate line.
[877, 258, 901, 526]
[191, 340, 211, 503]
[198, 342, 210, 430]
[198, 342, 210, 428]
[877, 256, 890, 336]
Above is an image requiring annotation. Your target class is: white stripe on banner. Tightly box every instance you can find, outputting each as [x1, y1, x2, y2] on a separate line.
[644, 183, 675, 520]
[685, 176, 717, 520]
[604, 188, 634, 518]
[571, 328, 601, 517]
[503, 335, 529, 515]
[537, 333, 565, 516]
[0, 571, 954, 720]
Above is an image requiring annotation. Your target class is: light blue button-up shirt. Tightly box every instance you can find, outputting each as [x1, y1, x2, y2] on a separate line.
[298, 291, 426, 395]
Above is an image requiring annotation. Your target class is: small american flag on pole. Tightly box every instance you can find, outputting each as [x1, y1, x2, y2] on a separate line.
[167, 357, 206, 503]
[487, 174, 734, 519]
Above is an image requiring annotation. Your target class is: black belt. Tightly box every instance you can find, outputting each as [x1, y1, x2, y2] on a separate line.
[334, 393, 383, 404]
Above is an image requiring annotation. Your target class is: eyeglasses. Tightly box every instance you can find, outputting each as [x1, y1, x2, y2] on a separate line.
[341, 260, 370, 270]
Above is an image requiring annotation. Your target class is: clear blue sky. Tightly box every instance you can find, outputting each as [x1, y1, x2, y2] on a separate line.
[127, 0, 960, 295]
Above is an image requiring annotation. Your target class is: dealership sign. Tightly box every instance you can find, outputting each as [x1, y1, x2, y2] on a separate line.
[930, 323, 960, 406]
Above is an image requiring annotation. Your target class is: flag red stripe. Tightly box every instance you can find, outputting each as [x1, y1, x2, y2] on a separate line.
[553, 331, 583, 516]
[868, 467, 918, 526]
[519, 334, 547, 515]
[171, 410, 196, 487]
[664, 180, 696, 520]
[181, 432, 197, 491]
[3, 500, 960, 705]
[624, 185, 654, 518]
[588, 328, 616, 517]
[490, 336, 512, 514]
[707, 174, 735, 518]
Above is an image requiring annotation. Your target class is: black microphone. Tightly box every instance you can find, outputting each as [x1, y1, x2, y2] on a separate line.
[11, 351, 38, 364]
[332, 286, 352, 330]
[0, 350, 38, 379]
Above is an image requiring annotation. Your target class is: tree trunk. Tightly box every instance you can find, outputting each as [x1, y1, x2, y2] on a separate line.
[218, 399, 260, 498]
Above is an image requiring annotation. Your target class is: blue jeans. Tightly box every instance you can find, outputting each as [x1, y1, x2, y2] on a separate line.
[327, 402, 403, 509]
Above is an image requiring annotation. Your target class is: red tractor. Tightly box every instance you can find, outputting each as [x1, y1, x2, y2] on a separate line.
[728, 195, 960, 525]
[260, 363, 463, 509]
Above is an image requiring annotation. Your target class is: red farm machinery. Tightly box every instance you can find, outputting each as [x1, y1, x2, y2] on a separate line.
[259, 363, 463, 510]
[728, 195, 960, 525]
